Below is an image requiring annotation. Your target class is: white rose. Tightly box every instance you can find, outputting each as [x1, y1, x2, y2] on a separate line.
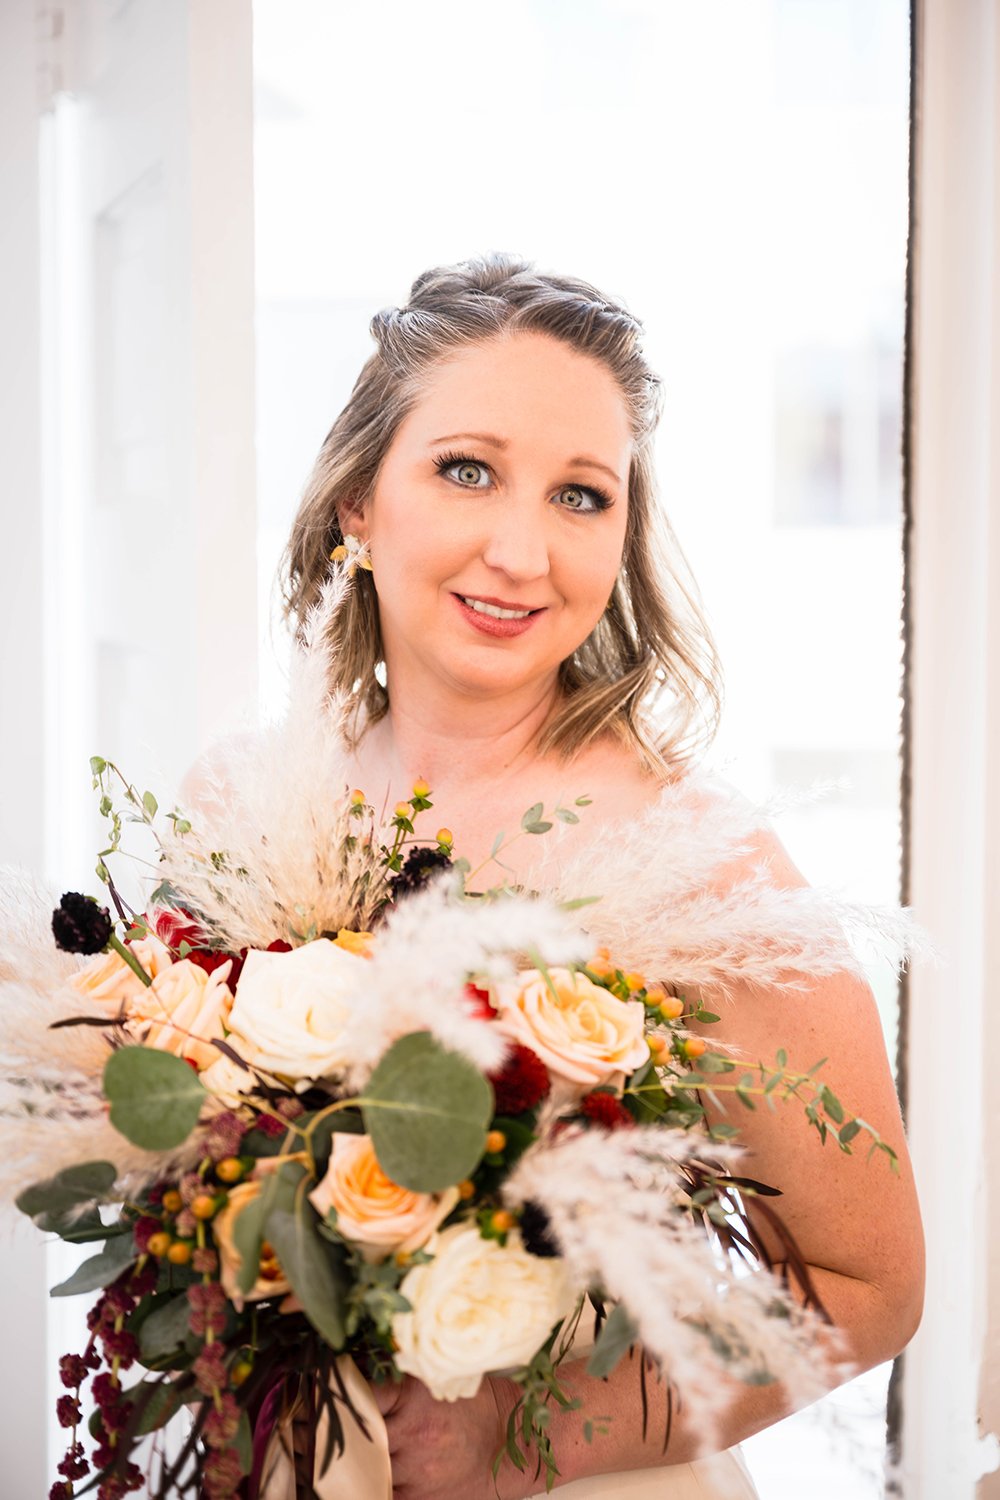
[223, 939, 366, 1080]
[493, 967, 648, 1093]
[392, 1224, 574, 1401]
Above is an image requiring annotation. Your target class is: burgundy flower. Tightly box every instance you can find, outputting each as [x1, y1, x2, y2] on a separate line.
[579, 1091, 635, 1130]
[202, 1390, 240, 1449]
[132, 1215, 162, 1254]
[99, 1329, 139, 1368]
[193, 1342, 228, 1397]
[203, 1447, 244, 1499]
[52, 892, 112, 954]
[58, 1353, 88, 1389]
[488, 1043, 551, 1115]
[55, 1394, 81, 1428]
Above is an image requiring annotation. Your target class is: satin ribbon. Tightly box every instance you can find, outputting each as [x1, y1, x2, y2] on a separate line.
[255, 1355, 393, 1500]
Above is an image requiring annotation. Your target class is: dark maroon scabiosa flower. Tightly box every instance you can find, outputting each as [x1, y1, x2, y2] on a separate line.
[579, 1091, 635, 1130]
[389, 844, 453, 899]
[52, 892, 113, 954]
[519, 1201, 560, 1258]
[488, 1043, 551, 1116]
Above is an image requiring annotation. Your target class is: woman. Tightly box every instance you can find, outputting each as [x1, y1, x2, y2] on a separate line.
[251, 252, 923, 1497]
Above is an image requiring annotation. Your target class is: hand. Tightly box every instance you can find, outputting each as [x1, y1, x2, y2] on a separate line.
[371, 1372, 530, 1500]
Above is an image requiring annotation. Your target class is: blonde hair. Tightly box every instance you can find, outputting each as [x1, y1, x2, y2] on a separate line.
[281, 252, 722, 773]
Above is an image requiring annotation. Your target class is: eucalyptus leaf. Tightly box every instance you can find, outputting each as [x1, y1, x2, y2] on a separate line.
[232, 1184, 268, 1298]
[16, 1161, 117, 1222]
[234, 1410, 253, 1474]
[521, 803, 544, 830]
[103, 1046, 206, 1150]
[139, 1294, 193, 1361]
[586, 1302, 639, 1379]
[265, 1204, 348, 1349]
[821, 1085, 845, 1124]
[362, 1032, 492, 1192]
[50, 1233, 136, 1298]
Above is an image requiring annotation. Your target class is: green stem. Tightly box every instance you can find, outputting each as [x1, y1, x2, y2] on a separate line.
[107, 933, 152, 987]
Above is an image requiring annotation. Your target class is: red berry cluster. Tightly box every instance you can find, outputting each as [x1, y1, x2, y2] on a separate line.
[579, 1091, 635, 1130]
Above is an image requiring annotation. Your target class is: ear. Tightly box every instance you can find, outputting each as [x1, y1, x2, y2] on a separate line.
[337, 495, 369, 544]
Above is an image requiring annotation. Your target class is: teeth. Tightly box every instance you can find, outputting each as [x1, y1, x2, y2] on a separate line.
[462, 597, 532, 620]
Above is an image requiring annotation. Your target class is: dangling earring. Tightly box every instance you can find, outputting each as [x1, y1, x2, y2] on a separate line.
[330, 533, 373, 577]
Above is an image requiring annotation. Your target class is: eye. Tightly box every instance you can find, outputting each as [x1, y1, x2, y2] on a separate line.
[435, 453, 492, 489]
[555, 484, 614, 514]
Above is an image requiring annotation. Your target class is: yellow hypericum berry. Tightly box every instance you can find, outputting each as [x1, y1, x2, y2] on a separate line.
[230, 1360, 253, 1389]
[623, 972, 646, 994]
[147, 1231, 172, 1258]
[190, 1194, 218, 1221]
[659, 995, 685, 1021]
[215, 1157, 244, 1184]
[587, 948, 614, 978]
[490, 1210, 515, 1233]
[350, 789, 366, 806]
[412, 778, 430, 799]
[647, 1033, 668, 1058]
[682, 1037, 707, 1060]
[161, 1189, 183, 1214]
[166, 1241, 193, 1266]
[394, 802, 411, 819]
[457, 1179, 476, 1200]
[436, 828, 454, 846]
[485, 1130, 507, 1154]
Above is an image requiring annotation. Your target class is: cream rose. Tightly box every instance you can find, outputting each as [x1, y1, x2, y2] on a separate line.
[212, 1180, 292, 1307]
[223, 938, 366, 1080]
[309, 1134, 457, 1263]
[69, 933, 173, 1005]
[125, 958, 234, 1071]
[392, 1224, 574, 1401]
[493, 967, 648, 1092]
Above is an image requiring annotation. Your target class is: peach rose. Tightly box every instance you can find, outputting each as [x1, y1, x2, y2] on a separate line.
[212, 1180, 292, 1307]
[124, 957, 234, 1071]
[68, 933, 173, 1005]
[332, 928, 375, 958]
[309, 1134, 458, 1263]
[493, 967, 648, 1093]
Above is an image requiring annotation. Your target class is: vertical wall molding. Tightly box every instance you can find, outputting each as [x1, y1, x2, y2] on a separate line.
[901, 1, 1000, 1495]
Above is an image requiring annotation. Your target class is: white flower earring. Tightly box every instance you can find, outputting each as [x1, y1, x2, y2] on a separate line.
[329, 533, 373, 577]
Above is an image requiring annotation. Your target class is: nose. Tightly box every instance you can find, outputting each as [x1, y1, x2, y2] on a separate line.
[479, 499, 551, 583]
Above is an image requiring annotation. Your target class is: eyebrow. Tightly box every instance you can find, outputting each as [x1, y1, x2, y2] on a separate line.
[430, 431, 623, 487]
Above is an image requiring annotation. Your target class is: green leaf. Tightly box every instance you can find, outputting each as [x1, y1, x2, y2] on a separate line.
[554, 807, 580, 824]
[490, 831, 505, 859]
[103, 1047, 207, 1150]
[574, 795, 593, 807]
[129, 1378, 185, 1435]
[50, 1233, 137, 1297]
[142, 790, 158, 819]
[16, 1160, 118, 1222]
[138, 1294, 192, 1361]
[265, 1199, 348, 1349]
[90, 756, 107, 777]
[521, 803, 544, 830]
[692, 1053, 734, 1075]
[708, 1122, 739, 1141]
[559, 895, 601, 911]
[838, 1119, 861, 1146]
[362, 1032, 493, 1192]
[695, 1010, 721, 1024]
[586, 1303, 639, 1379]
[524, 821, 553, 835]
[232, 1185, 268, 1297]
[776, 1048, 788, 1069]
[821, 1085, 845, 1124]
[234, 1410, 253, 1474]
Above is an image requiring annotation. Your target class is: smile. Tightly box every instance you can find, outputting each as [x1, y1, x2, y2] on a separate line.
[460, 596, 534, 620]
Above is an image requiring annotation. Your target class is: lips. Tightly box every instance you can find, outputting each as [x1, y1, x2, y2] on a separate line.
[452, 593, 545, 639]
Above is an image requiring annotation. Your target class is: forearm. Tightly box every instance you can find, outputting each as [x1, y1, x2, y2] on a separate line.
[491, 1266, 920, 1494]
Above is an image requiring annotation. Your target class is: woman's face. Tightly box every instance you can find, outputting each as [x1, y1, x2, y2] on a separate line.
[352, 331, 633, 707]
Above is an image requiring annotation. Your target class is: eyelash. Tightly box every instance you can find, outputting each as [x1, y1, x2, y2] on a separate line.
[433, 450, 615, 513]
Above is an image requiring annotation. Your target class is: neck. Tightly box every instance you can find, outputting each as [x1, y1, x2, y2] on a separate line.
[365, 672, 562, 796]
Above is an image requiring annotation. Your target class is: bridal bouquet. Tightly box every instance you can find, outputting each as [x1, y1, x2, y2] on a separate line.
[0, 578, 908, 1500]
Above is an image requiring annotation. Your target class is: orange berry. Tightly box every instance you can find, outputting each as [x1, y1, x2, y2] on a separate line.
[215, 1157, 244, 1184]
[350, 789, 366, 806]
[490, 1210, 515, 1234]
[682, 1037, 707, 1060]
[647, 1033, 668, 1057]
[394, 802, 411, 819]
[230, 1360, 253, 1388]
[412, 779, 430, 799]
[623, 972, 646, 994]
[161, 1190, 183, 1214]
[147, 1232, 172, 1258]
[485, 1130, 506, 1154]
[190, 1194, 218, 1220]
[436, 828, 454, 846]
[457, 1179, 476, 1200]
[659, 995, 685, 1021]
[166, 1241, 192, 1266]
[588, 948, 614, 977]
